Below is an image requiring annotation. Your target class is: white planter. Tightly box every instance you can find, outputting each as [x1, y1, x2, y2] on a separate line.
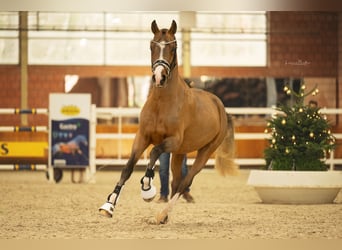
[247, 170, 342, 204]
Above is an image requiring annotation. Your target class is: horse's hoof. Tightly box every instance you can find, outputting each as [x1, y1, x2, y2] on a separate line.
[156, 211, 169, 224]
[99, 209, 112, 218]
[159, 215, 168, 224]
[143, 196, 156, 202]
[141, 185, 157, 202]
[99, 202, 114, 218]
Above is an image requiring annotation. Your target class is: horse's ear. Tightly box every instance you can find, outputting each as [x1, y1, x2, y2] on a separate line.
[151, 20, 159, 34]
[168, 20, 177, 34]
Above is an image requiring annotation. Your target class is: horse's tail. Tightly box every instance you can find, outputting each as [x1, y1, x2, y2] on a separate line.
[215, 113, 239, 176]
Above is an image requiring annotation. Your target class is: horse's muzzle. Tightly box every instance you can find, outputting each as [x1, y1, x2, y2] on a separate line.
[152, 64, 168, 87]
[152, 74, 166, 87]
[152, 59, 170, 88]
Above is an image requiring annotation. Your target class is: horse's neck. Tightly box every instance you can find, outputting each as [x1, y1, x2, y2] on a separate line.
[168, 69, 185, 90]
[145, 69, 189, 120]
[150, 69, 186, 97]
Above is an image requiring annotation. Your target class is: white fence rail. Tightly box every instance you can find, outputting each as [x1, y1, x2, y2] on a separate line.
[1, 107, 342, 170]
[95, 107, 342, 170]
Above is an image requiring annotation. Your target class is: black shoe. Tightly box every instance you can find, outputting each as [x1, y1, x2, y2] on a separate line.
[182, 192, 195, 203]
[157, 195, 168, 203]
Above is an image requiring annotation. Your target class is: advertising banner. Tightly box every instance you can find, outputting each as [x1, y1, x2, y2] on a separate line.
[49, 93, 91, 168]
[0, 142, 47, 158]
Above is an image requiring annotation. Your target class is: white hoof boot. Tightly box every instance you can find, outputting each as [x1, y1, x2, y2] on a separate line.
[99, 202, 114, 218]
[141, 184, 157, 202]
[141, 176, 156, 202]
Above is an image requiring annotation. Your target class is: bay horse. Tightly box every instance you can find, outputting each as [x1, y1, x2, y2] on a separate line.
[99, 20, 237, 224]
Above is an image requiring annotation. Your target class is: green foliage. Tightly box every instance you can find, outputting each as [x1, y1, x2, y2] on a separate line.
[264, 82, 336, 171]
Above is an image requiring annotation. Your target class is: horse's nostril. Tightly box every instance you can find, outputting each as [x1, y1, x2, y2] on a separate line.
[152, 75, 156, 83]
[161, 75, 166, 83]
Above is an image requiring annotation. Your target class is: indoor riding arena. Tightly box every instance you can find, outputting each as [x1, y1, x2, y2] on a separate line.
[1, 9, 342, 240]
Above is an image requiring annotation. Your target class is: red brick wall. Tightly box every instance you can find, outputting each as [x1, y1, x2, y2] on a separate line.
[268, 12, 338, 77]
[0, 12, 340, 127]
[339, 12, 342, 111]
[0, 66, 21, 125]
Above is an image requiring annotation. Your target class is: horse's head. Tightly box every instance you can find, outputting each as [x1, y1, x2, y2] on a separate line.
[150, 20, 178, 88]
[72, 135, 88, 146]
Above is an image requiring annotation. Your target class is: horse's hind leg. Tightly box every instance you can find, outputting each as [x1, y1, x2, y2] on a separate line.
[156, 154, 184, 224]
[156, 148, 215, 224]
[140, 144, 165, 202]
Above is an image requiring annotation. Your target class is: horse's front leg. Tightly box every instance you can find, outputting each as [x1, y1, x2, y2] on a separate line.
[140, 144, 165, 202]
[99, 135, 148, 218]
[98, 157, 137, 218]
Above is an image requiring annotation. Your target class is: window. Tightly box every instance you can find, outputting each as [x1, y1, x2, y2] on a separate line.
[27, 12, 180, 65]
[0, 12, 266, 66]
[191, 12, 267, 66]
[0, 12, 19, 64]
[29, 30, 104, 65]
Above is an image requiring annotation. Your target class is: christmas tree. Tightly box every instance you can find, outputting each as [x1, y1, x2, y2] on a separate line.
[264, 81, 336, 171]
